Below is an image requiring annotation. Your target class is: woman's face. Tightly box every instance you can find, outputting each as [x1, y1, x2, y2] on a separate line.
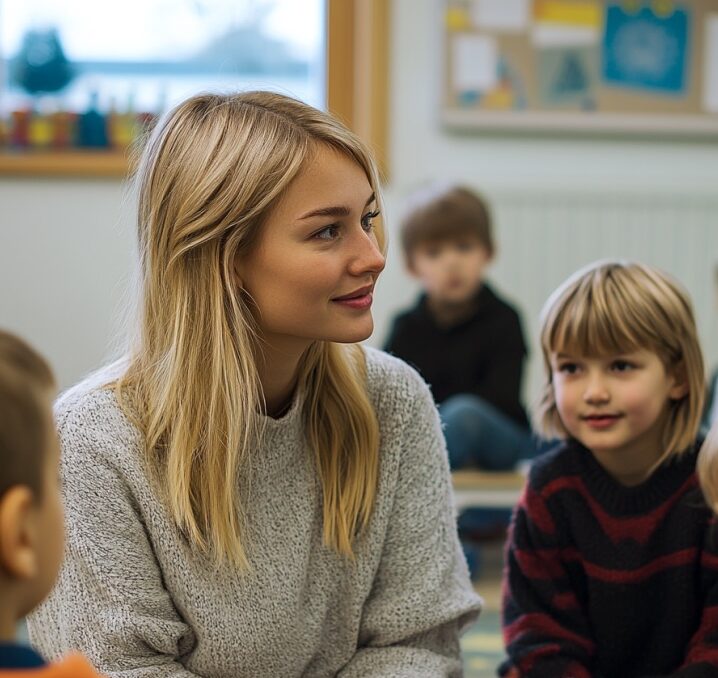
[236, 145, 385, 352]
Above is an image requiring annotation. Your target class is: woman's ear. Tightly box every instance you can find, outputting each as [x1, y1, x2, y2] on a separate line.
[233, 255, 244, 289]
[0, 486, 39, 580]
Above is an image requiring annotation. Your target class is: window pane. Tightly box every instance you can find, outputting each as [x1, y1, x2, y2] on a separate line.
[0, 0, 325, 148]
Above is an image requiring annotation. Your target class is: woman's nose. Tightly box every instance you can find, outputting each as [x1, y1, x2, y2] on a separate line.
[348, 230, 386, 277]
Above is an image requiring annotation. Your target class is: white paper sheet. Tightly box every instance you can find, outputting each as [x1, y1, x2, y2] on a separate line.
[704, 15, 718, 113]
[471, 0, 530, 32]
[532, 22, 598, 47]
[452, 34, 498, 91]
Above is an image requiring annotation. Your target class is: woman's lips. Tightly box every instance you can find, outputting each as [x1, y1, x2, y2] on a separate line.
[332, 293, 373, 310]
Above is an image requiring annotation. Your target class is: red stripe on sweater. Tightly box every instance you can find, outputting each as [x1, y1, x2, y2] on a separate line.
[582, 547, 697, 584]
[552, 590, 580, 610]
[701, 552, 718, 570]
[514, 548, 567, 579]
[521, 484, 557, 536]
[564, 661, 592, 678]
[541, 475, 696, 545]
[684, 606, 718, 666]
[504, 612, 595, 653]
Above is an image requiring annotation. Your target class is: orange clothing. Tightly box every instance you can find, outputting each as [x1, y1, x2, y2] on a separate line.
[0, 653, 104, 677]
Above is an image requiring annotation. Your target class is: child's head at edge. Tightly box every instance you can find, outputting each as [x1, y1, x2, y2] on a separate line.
[537, 260, 705, 467]
[0, 330, 63, 641]
[400, 185, 494, 305]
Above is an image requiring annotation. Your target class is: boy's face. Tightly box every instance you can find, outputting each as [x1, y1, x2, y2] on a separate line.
[25, 427, 65, 616]
[549, 349, 687, 476]
[0, 422, 65, 621]
[409, 236, 491, 305]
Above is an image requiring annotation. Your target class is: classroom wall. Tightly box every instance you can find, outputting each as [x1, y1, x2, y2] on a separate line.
[2, 0, 718, 408]
[376, 0, 718, 404]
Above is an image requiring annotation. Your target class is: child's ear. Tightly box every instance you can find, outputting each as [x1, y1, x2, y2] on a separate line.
[669, 364, 689, 400]
[0, 486, 39, 580]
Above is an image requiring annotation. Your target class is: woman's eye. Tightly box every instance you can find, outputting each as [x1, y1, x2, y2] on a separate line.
[314, 225, 340, 241]
[361, 209, 380, 231]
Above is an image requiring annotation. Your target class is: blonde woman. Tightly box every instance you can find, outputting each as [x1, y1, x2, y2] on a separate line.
[27, 92, 481, 677]
[501, 261, 717, 678]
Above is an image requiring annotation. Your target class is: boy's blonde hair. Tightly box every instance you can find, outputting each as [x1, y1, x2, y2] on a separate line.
[117, 91, 385, 569]
[538, 260, 705, 458]
[0, 330, 56, 500]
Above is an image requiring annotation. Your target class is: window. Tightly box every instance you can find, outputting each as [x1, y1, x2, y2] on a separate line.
[0, 0, 388, 177]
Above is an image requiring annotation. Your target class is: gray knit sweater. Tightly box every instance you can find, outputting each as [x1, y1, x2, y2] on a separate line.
[28, 347, 481, 677]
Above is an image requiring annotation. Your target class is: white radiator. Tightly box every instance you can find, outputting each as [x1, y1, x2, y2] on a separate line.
[483, 189, 718, 410]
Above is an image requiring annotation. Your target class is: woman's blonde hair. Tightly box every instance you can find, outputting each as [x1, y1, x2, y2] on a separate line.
[116, 91, 385, 569]
[537, 260, 705, 459]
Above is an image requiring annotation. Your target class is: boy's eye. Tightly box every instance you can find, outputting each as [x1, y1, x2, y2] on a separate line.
[557, 362, 580, 375]
[314, 225, 340, 241]
[455, 240, 475, 252]
[361, 209, 380, 231]
[611, 360, 635, 372]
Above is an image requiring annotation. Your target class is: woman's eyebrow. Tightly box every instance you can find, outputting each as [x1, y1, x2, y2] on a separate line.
[298, 192, 376, 221]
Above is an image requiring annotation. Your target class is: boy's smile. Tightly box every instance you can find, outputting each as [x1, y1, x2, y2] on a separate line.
[550, 349, 687, 484]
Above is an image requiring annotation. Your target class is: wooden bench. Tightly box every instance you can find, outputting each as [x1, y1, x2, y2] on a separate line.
[451, 469, 527, 512]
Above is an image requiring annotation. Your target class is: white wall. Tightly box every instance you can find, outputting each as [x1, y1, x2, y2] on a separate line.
[2, 0, 718, 403]
[0, 179, 135, 389]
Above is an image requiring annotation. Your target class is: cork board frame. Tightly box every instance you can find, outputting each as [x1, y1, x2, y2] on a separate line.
[442, 0, 718, 136]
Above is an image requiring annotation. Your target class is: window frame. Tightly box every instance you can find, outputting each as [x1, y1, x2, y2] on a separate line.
[0, 0, 389, 178]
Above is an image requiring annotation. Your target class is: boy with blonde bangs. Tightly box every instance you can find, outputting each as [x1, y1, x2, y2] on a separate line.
[0, 330, 102, 677]
[501, 261, 718, 678]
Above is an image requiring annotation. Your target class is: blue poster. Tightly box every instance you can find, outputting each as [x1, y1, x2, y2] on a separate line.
[603, 3, 690, 95]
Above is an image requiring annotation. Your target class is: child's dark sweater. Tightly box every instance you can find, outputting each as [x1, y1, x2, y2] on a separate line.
[384, 283, 528, 426]
[502, 440, 718, 678]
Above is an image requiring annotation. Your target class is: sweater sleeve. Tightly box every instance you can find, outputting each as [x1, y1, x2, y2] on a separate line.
[338, 370, 482, 677]
[501, 478, 595, 678]
[27, 404, 200, 678]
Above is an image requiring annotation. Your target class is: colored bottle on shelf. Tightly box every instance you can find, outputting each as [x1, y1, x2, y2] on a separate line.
[10, 110, 30, 147]
[77, 90, 108, 148]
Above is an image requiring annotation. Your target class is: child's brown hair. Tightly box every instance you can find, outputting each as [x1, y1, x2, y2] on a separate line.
[400, 185, 494, 264]
[0, 330, 56, 501]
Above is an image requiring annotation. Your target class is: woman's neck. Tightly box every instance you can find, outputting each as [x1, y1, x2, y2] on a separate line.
[256, 338, 308, 418]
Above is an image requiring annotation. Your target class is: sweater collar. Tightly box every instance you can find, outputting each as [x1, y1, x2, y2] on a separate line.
[569, 438, 702, 513]
[418, 282, 497, 331]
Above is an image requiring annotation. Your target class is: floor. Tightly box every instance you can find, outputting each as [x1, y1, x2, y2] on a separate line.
[461, 541, 506, 678]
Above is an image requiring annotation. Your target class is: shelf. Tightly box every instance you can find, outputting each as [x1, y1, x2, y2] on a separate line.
[0, 150, 131, 178]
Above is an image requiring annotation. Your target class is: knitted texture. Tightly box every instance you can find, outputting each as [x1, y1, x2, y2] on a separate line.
[28, 347, 481, 677]
[501, 440, 718, 678]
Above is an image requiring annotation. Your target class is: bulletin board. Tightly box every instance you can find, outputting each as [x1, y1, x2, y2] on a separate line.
[443, 0, 718, 136]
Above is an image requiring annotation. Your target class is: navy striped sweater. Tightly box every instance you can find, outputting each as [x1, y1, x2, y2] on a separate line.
[501, 439, 718, 678]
